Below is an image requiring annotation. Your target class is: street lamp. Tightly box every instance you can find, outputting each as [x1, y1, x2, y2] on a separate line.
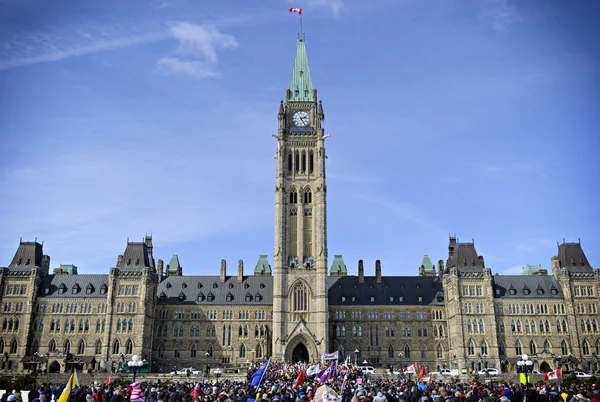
[205, 352, 210, 379]
[354, 349, 359, 366]
[516, 354, 534, 385]
[128, 355, 143, 382]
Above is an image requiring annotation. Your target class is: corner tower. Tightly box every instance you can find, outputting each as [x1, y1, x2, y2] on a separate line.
[273, 35, 329, 362]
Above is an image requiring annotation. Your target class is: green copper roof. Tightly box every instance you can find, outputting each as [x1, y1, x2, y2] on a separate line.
[289, 37, 314, 102]
[523, 264, 543, 275]
[60, 264, 78, 275]
[421, 255, 435, 272]
[167, 254, 181, 272]
[254, 255, 272, 275]
[330, 255, 347, 275]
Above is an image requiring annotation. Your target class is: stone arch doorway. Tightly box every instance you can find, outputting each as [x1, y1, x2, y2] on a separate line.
[539, 361, 552, 373]
[49, 360, 61, 373]
[292, 343, 309, 363]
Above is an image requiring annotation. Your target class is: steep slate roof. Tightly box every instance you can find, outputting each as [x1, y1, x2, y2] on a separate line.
[288, 36, 314, 102]
[557, 242, 593, 272]
[157, 275, 273, 305]
[8, 241, 44, 271]
[492, 275, 562, 299]
[39, 274, 109, 298]
[117, 241, 154, 270]
[446, 238, 484, 272]
[328, 275, 444, 306]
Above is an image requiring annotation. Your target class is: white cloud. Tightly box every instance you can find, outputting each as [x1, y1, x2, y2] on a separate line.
[480, 0, 521, 32]
[158, 22, 238, 78]
[0, 31, 166, 71]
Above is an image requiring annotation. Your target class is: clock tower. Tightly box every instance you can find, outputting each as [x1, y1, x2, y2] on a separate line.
[272, 35, 329, 362]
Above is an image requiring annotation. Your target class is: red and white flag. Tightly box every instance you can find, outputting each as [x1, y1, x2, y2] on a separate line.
[544, 368, 562, 381]
[289, 7, 303, 15]
[404, 363, 417, 374]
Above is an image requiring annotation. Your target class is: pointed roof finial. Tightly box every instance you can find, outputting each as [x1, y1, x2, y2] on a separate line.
[288, 36, 314, 102]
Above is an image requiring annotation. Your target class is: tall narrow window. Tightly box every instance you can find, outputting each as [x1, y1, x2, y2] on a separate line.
[309, 152, 314, 173]
[78, 340, 85, 355]
[404, 344, 411, 359]
[302, 152, 306, 172]
[295, 152, 300, 173]
[288, 153, 293, 173]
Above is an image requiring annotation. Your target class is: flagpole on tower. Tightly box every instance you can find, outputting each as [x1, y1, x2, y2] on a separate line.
[300, 13, 303, 36]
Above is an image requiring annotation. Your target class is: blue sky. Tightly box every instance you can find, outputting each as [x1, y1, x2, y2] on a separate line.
[1, 0, 598, 276]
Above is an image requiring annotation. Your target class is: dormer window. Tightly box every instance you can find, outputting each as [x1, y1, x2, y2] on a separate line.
[351, 296, 356, 302]
[159, 291, 167, 301]
[437, 295, 444, 302]
[370, 296, 375, 302]
[72, 284, 80, 294]
[537, 289, 544, 295]
[26, 258, 30, 265]
[509, 289, 517, 295]
[389, 297, 393, 302]
[197, 282, 203, 289]
[178, 292, 186, 302]
[260, 283, 265, 289]
[207, 292, 215, 302]
[244, 283, 250, 289]
[100, 284, 108, 295]
[255, 293, 262, 302]
[135, 258, 140, 266]
[182, 283, 187, 289]
[213, 282, 218, 289]
[226, 293, 234, 302]
[416, 284, 420, 289]
[342, 297, 346, 302]
[245, 293, 252, 302]
[229, 283, 234, 289]
[551, 288, 558, 295]
[86, 284, 94, 294]
[523, 288, 531, 295]
[294, 90, 299, 96]
[127, 258, 131, 266]
[418, 296, 423, 303]
[495, 289, 500, 295]
[166, 282, 172, 289]
[197, 292, 205, 302]
[17, 258, 22, 265]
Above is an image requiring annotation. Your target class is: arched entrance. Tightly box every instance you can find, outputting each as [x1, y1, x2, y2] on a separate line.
[540, 361, 552, 373]
[49, 361, 61, 373]
[292, 343, 309, 363]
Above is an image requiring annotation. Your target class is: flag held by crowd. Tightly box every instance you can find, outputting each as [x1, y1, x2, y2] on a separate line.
[249, 358, 271, 387]
[322, 351, 338, 361]
[417, 364, 426, 381]
[307, 364, 320, 377]
[404, 363, 417, 374]
[57, 370, 79, 402]
[319, 360, 337, 383]
[293, 370, 306, 388]
[544, 368, 562, 380]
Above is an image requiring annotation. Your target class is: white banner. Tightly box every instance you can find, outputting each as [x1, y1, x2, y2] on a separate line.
[321, 351, 339, 360]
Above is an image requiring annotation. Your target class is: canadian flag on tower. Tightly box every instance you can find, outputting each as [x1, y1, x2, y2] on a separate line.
[289, 7, 303, 15]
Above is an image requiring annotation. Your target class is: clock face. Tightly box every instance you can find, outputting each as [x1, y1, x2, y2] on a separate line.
[293, 111, 310, 127]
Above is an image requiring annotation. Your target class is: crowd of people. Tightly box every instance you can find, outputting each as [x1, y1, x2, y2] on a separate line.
[1, 361, 599, 402]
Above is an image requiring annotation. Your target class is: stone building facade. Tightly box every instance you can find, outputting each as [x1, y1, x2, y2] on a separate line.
[1, 35, 599, 376]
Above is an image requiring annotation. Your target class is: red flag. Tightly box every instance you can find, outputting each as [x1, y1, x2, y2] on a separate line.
[544, 368, 562, 381]
[417, 364, 426, 381]
[289, 8, 303, 15]
[105, 376, 111, 385]
[293, 370, 306, 389]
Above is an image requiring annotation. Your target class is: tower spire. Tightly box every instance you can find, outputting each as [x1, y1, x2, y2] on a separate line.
[288, 36, 314, 102]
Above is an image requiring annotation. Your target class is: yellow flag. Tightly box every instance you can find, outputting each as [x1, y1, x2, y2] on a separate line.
[57, 371, 79, 402]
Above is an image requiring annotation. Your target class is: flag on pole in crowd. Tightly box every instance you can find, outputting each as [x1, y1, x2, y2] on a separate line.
[105, 376, 111, 386]
[404, 363, 417, 374]
[289, 7, 302, 15]
[58, 370, 79, 402]
[307, 364, 320, 377]
[417, 364, 426, 381]
[544, 368, 563, 381]
[319, 360, 338, 383]
[293, 370, 306, 389]
[321, 351, 339, 360]
[249, 358, 271, 387]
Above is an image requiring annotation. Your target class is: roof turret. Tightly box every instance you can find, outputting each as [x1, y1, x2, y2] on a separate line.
[288, 36, 314, 102]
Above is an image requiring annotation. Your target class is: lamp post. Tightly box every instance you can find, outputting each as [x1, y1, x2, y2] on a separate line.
[398, 352, 403, 377]
[205, 352, 210, 379]
[354, 349, 360, 366]
[128, 355, 143, 382]
[516, 354, 534, 385]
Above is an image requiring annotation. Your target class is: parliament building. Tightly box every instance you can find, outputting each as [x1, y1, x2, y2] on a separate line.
[1, 35, 599, 377]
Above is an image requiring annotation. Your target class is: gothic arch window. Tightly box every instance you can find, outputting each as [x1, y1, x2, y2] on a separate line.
[125, 339, 133, 354]
[388, 345, 394, 359]
[174, 344, 180, 358]
[295, 151, 300, 173]
[467, 320, 472, 333]
[206, 344, 213, 357]
[256, 344, 263, 359]
[420, 345, 427, 359]
[10, 339, 17, 354]
[309, 151, 314, 173]
[288, 153, 293, 173]
[32, 340, 39, 354]
[515, 341, 522, 356]
[595, 339, 600, 355]
[438, 326, 443, 336]
[404, 344, 411, 359]
[95, 340, 102, 355]
[531, 320, 536, 333]
[582, 340, 590, 355]
[78, 340, 85, 355]
[291, 281, 309, 313]
[525, 320, 530, 333]
[240, 344, 246, 358]
[96, 319, 101, 332]
[543, 340, 551, 353]
[467, 339, 475, 355]
[301, 151, 306, 172]
[49, 339, 56, 352]
[561, 340, 569, 355]
[112, 339, 120, 355]
[64, 339, 71, 354]
[157, 344, 165, 358]
[303, 189, 312, 204]
[437, 344, 443, 359]
[481, 340, 488, 355]
[191, 344, 197, 358]
[516, 320, 521, 332]
[289, 189, 298, 204]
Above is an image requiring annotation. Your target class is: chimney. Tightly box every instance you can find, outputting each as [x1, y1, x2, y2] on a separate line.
[438, 260, 444, 276]
[117, 255, 123, 267]
[157, 259, 164, 279]
[478, 256, 485, 268]
[237, 259, 244, 283]
[376, 260, 382, 283]
[220, 259, 226, 283]
[358, 260, 364, 284]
